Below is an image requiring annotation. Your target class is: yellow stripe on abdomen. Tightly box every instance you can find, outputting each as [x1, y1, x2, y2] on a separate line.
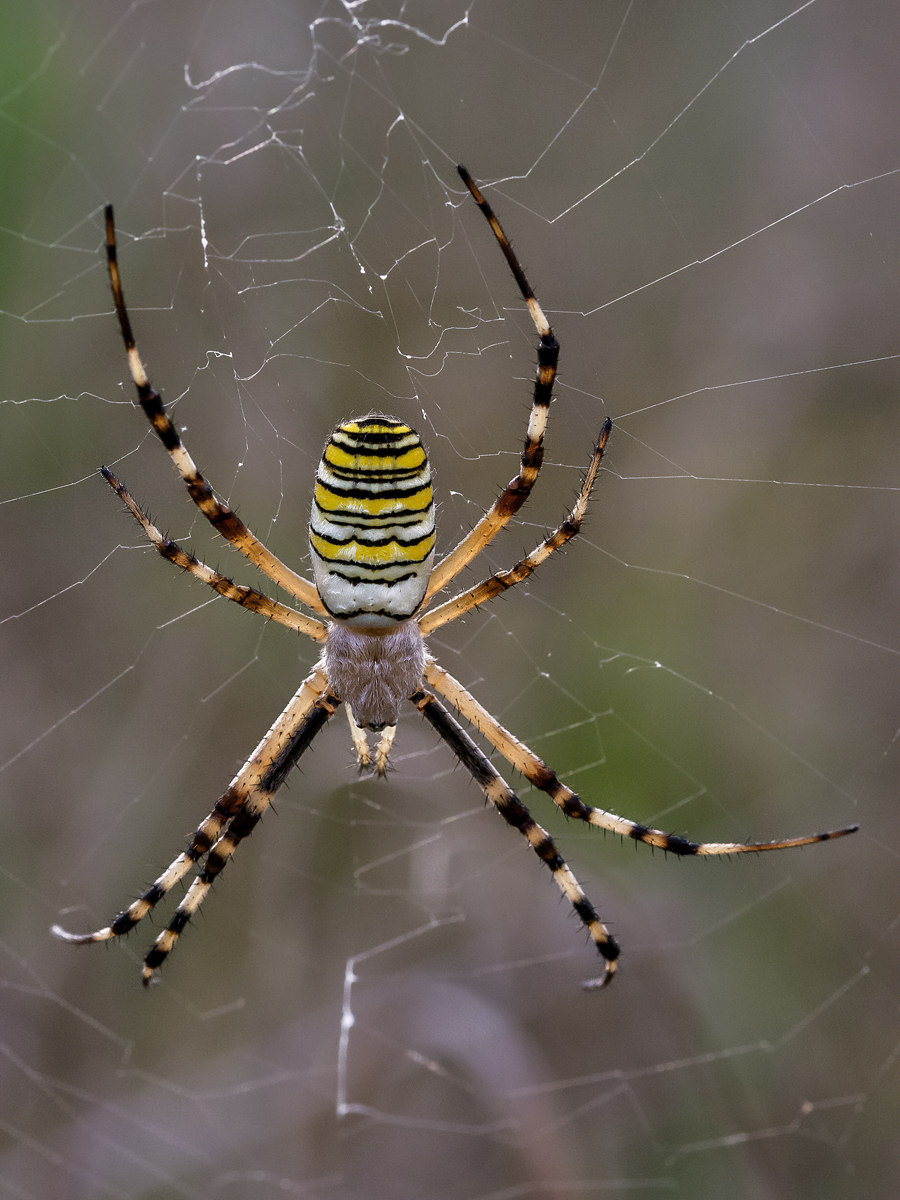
[309, 530, 435, 567]
[313, 483, 434, 515]
[310, 415, 435, 623]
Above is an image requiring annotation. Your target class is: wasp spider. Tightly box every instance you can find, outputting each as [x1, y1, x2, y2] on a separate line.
[53, 167, 858, 988]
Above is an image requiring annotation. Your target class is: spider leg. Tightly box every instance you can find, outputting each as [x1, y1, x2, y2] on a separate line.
[424, 659, 859, 855]
[101, 467, 327, 641]
[423, 168, 561, 602]
[103, 206, 325, 613]
[53, 666, 339, 984]
[420, 419, 610, 635]
[411, 688, 619, 988]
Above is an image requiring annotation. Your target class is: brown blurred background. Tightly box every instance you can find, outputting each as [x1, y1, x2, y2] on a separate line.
[1, 2, 897, 1197]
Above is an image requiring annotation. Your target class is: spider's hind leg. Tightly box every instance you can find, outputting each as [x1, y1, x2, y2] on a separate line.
[423, 167, 562, 602]
[102, 205, 324, 612]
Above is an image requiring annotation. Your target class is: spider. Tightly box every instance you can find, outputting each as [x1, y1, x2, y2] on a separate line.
[53, 166, 858, 988]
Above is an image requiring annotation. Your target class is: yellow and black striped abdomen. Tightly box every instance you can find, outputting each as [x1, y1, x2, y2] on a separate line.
[310, 416, 435, 623]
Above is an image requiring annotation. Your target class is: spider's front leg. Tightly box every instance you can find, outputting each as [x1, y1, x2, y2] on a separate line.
[411, 689, 619, 988]
[426, 659, 858, 856]
[53, 667, 340, 984]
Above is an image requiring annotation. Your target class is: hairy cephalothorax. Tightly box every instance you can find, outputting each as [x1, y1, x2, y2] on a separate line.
[53, 167, 857, 988]
[324, 620, 426, 731]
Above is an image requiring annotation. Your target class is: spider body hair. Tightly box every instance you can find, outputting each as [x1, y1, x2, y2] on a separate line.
[324, 618, 425, 731]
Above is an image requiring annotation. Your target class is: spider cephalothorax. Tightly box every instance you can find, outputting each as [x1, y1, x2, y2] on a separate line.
[326, 617, 426, 731]
[53, 167, 857, 988]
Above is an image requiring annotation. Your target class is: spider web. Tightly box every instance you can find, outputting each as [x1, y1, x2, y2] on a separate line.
[1, 1, 897, 1196]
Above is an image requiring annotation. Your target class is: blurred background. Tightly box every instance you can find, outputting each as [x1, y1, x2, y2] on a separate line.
[1, 2, 897, 1197]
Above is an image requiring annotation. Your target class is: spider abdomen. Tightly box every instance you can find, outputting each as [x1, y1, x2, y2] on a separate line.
[310, 416, 435, 624]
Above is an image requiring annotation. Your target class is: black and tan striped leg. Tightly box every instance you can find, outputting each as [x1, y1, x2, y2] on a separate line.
[53, 666, 339, 983]
[411, 688, 619, 988]
[423, 660, 859, 856]
[140, 683, 341, 985]
[101, 467, 327, 641]
[103, 206, 325, 612]
[424, 167, 561, 602]
[420, 419, 611, 635]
